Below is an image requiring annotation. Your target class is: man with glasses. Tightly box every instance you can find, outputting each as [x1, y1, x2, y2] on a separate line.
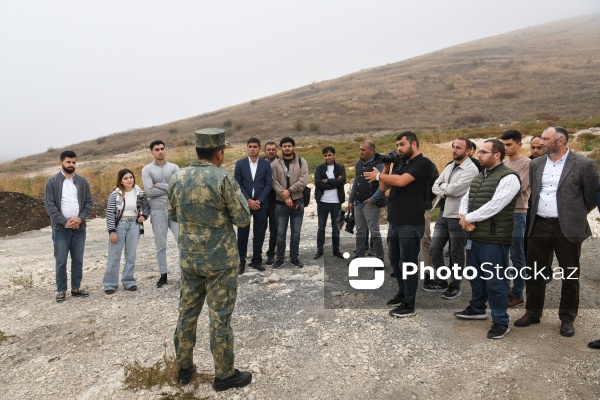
[142, 140, 180, 287]
[454, 139, 520, 339]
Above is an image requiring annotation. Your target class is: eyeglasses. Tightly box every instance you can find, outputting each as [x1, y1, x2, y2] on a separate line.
[477, 150, 497, 155]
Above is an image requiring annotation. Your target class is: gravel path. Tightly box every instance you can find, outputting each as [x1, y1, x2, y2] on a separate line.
[1, 203, 599, 399]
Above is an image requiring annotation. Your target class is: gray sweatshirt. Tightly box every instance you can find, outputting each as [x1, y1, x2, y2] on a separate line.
[141, 160, 180, 210]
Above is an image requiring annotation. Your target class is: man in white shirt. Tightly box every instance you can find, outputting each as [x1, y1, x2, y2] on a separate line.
[234, 138, 272, 273]
[313, 146, 346, 260]
[44, 150, 93, 302]
[454, 139, 520, 340]
[514, 127, 598, 338]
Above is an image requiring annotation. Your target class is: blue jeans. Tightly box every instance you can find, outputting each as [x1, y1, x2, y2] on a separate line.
[275, 199, 304, 262]
[467, 241, 510, 325]
[429, 215, 466, 287]
[316, 202, 341, 253]
[53, 228, 86, 292]
[103, 218, 140, 290]
[150, 209, 179, 274]
[387, 223, 424, 307]
[237, 206, 268, 265]
[509, 213, 527, 298]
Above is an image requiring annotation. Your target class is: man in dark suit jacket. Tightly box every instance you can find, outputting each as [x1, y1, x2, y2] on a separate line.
[234, 138, 272, 273]
[514, 127, 599, 337]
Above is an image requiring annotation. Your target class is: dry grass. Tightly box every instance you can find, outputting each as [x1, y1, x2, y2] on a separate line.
[0, 330, 16, 342]
[121, 343, 211, 399]
[9, 272, 33, 289]
[1, 116, 598, 208]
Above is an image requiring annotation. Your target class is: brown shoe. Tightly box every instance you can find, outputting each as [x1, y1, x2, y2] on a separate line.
[508, 294, 524, 307]
[514, 313, 541, 327]
[560, 320, 574, 337]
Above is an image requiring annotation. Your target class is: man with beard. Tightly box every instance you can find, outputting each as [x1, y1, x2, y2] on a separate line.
[365, 131, 436, 318]
[455, 139, 520, 339]
[514, 127, 598, 338]
[348, 140, 385, 262]
[529, 135, 543, 159]
[44, 150, 93, 302]
[501, 130, 531, 308]
[263, 141, 279, 265]
[270, 137, 309, 268]
[427, 138, 479, 299]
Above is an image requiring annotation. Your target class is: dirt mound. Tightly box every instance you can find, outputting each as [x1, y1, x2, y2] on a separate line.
[0, 192, 49, 237]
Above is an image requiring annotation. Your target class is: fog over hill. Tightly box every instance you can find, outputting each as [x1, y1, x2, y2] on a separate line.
[5, 13, 600, 166]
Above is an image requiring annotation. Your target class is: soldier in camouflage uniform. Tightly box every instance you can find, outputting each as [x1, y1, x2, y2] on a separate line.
[168, 128, 253, 391]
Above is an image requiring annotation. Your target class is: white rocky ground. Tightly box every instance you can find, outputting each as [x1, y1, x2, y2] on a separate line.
[1, 201, 600, 399]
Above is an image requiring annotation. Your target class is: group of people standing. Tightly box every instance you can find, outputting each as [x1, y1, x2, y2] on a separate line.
[43, 125, 599, 391]
[44, 140, 182, 301]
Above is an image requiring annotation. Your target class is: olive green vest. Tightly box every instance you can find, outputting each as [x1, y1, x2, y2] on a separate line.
[468, 163, 519, 245]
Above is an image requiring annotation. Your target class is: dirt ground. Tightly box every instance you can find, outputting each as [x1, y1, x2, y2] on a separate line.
[0, 197, 600, 399]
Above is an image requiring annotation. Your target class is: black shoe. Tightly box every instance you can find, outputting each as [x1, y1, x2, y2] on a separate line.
[266, 255, 275, 265]
[238, 263, 246, 275]
[156, 273, 168, 288]
[251, 263, 265, 272]
[442, 285, 462, 300]
[588, 339, 600, 349]
[386, 293, 404, 307]
[105, 289, 115, 295]
[177, 364, 196, 385]
[454, 306, 487, 320]
[291, 259, 304, 268]
[423, 281, 449, 293]
[332, 251, 345, 259]
[487, 322, 510, 339]
[560, 320, 574, 337]
[56, 291, 66, 302]
[389, 303, 416, 318]
[213, 369, 252, 392]
[313, 251, 324, 260]
[514, 313, 541, 327]
[71, 289, 90, 298]
[273, 259, 284, 269]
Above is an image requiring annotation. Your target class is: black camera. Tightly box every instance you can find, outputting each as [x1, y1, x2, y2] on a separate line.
[344, 210, 355, 234]
[373, 150, 399, 164]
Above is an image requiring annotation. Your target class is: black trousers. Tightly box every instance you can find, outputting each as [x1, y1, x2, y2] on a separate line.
[525, 217, 581, 322]
[266, 201, 277, 257]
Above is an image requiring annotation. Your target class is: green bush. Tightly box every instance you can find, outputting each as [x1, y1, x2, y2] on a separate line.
[235, 123, 244, 131]
[294, 119, 304, 132]
[168, 128, 178, 134]
[223, 119, 232, 127]
[96, 137, 106, 144]
[309, 122, 320, 132]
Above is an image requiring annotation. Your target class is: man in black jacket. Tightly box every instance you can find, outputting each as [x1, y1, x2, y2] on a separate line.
[314, 146, 346, 259]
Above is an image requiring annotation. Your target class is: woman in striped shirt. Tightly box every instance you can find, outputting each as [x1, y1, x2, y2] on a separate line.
[103, 169, 151, 294]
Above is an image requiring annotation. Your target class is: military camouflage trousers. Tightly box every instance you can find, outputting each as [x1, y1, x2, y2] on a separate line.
[174, 265, 237, 379]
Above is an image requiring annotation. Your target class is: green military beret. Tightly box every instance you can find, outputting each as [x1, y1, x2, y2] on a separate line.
[194, 128, 231, 149]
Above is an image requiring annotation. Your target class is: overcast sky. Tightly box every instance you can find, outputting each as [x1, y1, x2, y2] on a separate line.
[1, 1, 599, 161]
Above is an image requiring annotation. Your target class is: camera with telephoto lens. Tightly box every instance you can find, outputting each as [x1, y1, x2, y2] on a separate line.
[344, 210, 355, 234]
[373, 150, 399, 164]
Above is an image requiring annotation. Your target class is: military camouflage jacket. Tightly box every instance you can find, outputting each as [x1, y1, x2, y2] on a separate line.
[168, 160, 251, 270]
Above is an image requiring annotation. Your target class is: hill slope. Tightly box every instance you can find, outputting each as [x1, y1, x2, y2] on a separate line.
[7, 13, 600, 166]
